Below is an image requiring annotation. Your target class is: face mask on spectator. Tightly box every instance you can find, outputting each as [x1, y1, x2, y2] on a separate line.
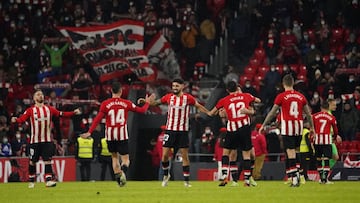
[315, 56, 320, 61]
[27, 5, 32, 10]
[37, 11, 42, 16]
[2, 138, 8, 144]
[186, 25, 190, 31]
[303, 34, 308, 40]
[19, 14, 25, 20]
[271, 67, 276, 72]
[31, 40, 36, 47]
[311, 44, 315, 49]
[313, 93, 319, 98]
[349, 78, 354, 82]
[16, 133, 21, 139]
[330, 55, 335, 60]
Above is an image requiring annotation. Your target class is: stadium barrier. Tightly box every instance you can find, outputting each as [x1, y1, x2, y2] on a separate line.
[0, 157, 76, 183]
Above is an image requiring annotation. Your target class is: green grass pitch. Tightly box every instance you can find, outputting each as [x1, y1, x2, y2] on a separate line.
[1, 181, 359, 203]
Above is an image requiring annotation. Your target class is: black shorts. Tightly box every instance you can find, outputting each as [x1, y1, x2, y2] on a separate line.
[29, 142, 54, 162]
[163, 130, 189, 148]
[282, 135, 302, 150]
[314, 145, 332, 159]
[107, 140, 129, 155]
[223, 125, 252, 151]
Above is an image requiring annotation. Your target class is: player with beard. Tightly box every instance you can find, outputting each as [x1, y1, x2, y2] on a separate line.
[11, 89, 81, 188]
[141, 78, 209, 187]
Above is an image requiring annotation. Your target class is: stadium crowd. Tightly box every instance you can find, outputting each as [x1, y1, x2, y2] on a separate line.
[0, 0, 359, 175]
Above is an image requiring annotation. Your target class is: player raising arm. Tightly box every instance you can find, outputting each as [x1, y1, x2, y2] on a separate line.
[11, 89, 81, 188]
[80, 81, 154, 187]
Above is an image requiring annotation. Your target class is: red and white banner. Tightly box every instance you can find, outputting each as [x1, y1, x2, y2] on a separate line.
[0, 157, 76, 183]
[344, 155, 360, 168]
[58, 20, 155, 82]
[145, 33, 181, 83]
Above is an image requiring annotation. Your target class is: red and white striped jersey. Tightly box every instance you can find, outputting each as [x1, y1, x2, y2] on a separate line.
[161, 93, 196, 131]
[16, 105, 74, 144]
[216, 93, 255, 132]
[274, 90, 308, 136]
[312, 111, 338, 145]
[88, 98, 149, 141]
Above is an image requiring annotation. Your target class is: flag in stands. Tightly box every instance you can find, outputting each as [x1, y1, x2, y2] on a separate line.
[58, 20, 155, 82]
[343, 154, 360, 168]
[145, 33, 181, 83]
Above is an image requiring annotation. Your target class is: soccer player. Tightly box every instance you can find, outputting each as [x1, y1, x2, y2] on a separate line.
[327, 99, 342, 169]
[208, 81, 261, 187]
[80, 81, 154, 187]
[259, 74, 314, 187]
[312, 100, 340, 184]
[11, 89, 81, 188]
[145, 78, 209, 187]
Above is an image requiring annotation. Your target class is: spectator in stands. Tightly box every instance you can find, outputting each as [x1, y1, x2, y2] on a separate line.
[340, 101, 359, 141]
[0, 136, 12, 157]
[315, 18, 331, 55]
[292, 20, 302, 42]
[72, 67, 93, 99]
[0, 101, 10, 120]
[10, 130, 27, 157]
[243, 80, 258, 97]
[229, 6, 251, 60]
[304, 43, 322, 67]
[343, 33, 359, 54]
[201, 126, 215, 155]
[181, 17, 199, 80]
[278, 28, 300, 64]
[281, 64, 297, 80]
[264, 28, 279, 65]
[309, 69, 323, 93]
[308, 54, 326, 80]
[345, 46, 360, 68]
[0, 115, 10, 142]
[309, 91, 322, 113]
[43, 42, 69, 75]
[325, 51, 342, 75]
[198, 16, 216, 63]
[299, 31, 313, 62]
[222, 64, 239, 86]
[262, 64, 281, 110]
[343, 0, 360, 30]
[343, 74, 359, 94]
[265, 122, 282, 162]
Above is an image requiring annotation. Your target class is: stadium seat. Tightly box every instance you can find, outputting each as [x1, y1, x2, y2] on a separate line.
[257, 65, 270, 77]
[289, 64, 299, 74]
[307, 29, 316, 42]
[243, 66, 257, 76]
[298, 65, 307, 75]
[331, 27, 344, 42]
[322, 55, 330, 64]
[248, 57, 261, 68]
[254, 48, 266, 63]
[253, 75, 264, 86]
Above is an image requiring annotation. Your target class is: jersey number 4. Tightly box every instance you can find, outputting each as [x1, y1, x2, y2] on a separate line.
[289, 101, 299, 118]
